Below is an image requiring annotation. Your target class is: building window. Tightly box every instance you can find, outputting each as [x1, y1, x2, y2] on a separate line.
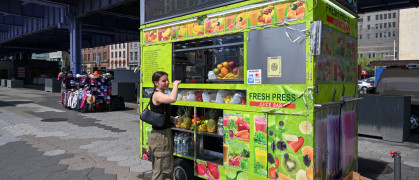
[84, 54, 87, 61]
[381, 53, 384, 57]
[376, 33, 378, 38]
[373, 53, 376, 58]
[123, 43, 125, 48]
[135, 52, 138, 60]
[393, 31, 396, 37]
[360, 54, 363, 58]
[380, 14, 383, 20]
[134, 43, 137, 48]
[88, 54, 90, 61]
[98, 53, 101, 61]
[393, 22, 396, 27]
[119, 44, 121, 49]
[388, 32, 391, 37]
[359, 34, 362, 39]
[393, 13, 396, 18]
[388, 13, 391, 19]
[130, 43, 132, 48]
[376, 15, 378, 20]
[123, 51, 125, 58]
[380, 23, 382, 29]
[383, 33, 386, 38]
[358, 18, 363, 22]
[388, 22, 391, 28]
[384, 14, 387, 19]
[111, 52, 113, 58]
[93, 53, 96, 61]
[103, 52, 107, 61]
[367, 16, 370, 21]
[367, 25, 370, 30]
[359, 25, 362, 30]
[367, 34, 370, 39]
[380, 33, 382, 38]
[384, 23, 386, 28]
[130, 52, 133, 61]
[369, 53, 371, 58]
[376, 24, 378, 29]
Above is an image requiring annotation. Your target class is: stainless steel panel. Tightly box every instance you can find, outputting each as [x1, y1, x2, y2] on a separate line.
[247, 24, 307, 84]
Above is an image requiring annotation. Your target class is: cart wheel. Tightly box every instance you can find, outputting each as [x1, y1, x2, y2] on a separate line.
[174, 158, 194, 180]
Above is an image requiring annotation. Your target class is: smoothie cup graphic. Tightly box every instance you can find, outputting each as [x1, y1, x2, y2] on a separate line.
[144, 32, 150, 43]
[188, 23, 194, 36]
[249, 9, 260, 26]
[275, 3, 289, 22]
[226, 14, 235, 29]
[172, 26, 177, 38]
[255, 148, 267, 166]
[255, 117, 267, 133]
[223, 143, 229, 164]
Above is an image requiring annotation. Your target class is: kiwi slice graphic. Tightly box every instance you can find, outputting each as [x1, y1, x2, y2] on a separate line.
[280, 154, 301, 175]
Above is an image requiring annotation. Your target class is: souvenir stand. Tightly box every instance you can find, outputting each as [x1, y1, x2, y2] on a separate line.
[58, 71, 113, 112]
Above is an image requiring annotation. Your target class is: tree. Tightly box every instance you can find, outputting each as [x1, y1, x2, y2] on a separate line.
[358, 56, 382, 73]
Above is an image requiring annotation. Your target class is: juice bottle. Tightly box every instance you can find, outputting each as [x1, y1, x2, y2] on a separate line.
[223, 143, 229, 164]
[226, 14, 235, 29]
[249, 9, 260, 26]
[275, 3, 289, 22]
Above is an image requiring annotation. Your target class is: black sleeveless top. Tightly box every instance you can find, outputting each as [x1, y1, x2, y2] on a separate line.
[150, 93, 172, 130]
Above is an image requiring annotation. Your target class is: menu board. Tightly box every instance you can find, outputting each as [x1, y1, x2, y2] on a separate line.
[143, 1, 306, 44]
[142, 44, 172, 84]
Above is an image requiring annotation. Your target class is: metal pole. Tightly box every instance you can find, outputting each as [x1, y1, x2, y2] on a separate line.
[394, 40, 396, 60]
[394, 152, 401, 180]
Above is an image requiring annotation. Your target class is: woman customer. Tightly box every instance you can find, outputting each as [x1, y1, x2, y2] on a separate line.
[148, 71, 181, 180]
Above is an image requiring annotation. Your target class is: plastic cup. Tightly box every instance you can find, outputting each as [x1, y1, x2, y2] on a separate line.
[249, 9, 260, 26]
[172, 26, 177, 38]
[276, 3, 289, 22]
[255, 148, 267, 166]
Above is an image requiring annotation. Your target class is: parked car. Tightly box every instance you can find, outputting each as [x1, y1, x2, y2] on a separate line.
[358, 80, 374, 93]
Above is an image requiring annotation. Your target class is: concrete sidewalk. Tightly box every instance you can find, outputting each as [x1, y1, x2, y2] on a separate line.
[0, 87, 151, 180]
[358, 134, 419, 180]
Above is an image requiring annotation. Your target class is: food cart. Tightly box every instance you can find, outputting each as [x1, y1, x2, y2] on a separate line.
[139, 0, 359, 179]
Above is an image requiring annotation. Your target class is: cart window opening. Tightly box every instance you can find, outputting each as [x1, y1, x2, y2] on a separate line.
[173, 33, 244, 84]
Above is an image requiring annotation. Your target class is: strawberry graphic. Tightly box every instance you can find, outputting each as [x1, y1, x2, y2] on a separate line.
[287, 137, 304, 153]
[207, 162, 220, 179]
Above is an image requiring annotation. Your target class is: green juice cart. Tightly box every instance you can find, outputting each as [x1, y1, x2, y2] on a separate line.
[139, 0, 360, 179]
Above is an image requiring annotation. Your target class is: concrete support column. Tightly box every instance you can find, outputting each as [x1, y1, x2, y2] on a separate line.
[69, 17, 82, 74]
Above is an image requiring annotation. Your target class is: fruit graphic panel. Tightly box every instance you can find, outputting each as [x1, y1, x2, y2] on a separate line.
[225, 166, 253, 180]
[254, 145, 267, 176]
[327, 106, 341, 178]
[345, 37, 357, 59]
[254, 114, 267, 145]
[225, 139, 250, 171]
[224, 112, 250, 142]
[267, 114, 314, 180]
[248, 8, 262, 27]
[205, 16, 225, 34]
[157, 27, 171, 42]
[226, 11, 248, 31]
[258, 5, 274, 25]
[187, 21, 204, 37]
[334, 57, 345, 82]
[284, 1, 305, 21]
[334, 31, 346, 57]
[195, 160, 222, 180]
[316, 55, 333, 83]
[144, 30, 157, 44]
[172, 24, 187, 40]
[321, 27, 333, 55]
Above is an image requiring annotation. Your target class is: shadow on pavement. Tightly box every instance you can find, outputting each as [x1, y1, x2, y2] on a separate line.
[22, 84, 46, 91]
[358, 157, 393, 179]
[0, 100, 33, 107]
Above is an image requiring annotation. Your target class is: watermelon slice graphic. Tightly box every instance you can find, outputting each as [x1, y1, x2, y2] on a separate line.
[287, 137, 304, 153]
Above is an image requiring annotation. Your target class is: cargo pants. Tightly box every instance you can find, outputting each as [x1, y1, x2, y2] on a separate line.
[149, 128, 174, 180]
